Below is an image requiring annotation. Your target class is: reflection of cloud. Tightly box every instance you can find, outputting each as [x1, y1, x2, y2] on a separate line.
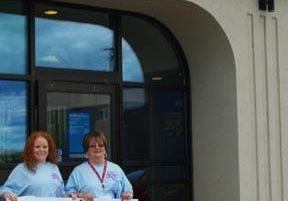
[38, 55, 60, 64]
[35, 18, 113, 70]
[122, 39, 144, 82]
[0, 81, 27, 151]
[0, 13, 26, 74]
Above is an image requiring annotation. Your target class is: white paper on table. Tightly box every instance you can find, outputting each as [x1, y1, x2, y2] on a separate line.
[17, 197, 73, 201]
[92, 199, 138, 201]
[15, 197, 138, 201]
[16, 196, 36, 201]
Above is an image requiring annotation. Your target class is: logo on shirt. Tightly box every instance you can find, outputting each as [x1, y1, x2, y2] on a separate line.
[106, 171, 117, 180]
[51, 172, 59, 180]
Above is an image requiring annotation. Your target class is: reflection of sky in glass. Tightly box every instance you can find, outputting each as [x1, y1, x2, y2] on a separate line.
[0, 12, 27, 74]
[0, 80, 27, 152]
[123, 88, 145, 109]
[122, 39, 144, 82]
[36, 18, 114, 71]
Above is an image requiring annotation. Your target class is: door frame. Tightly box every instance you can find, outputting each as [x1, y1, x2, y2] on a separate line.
[36, 78, 119, 179]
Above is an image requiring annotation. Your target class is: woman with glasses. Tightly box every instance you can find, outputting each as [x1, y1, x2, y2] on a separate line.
[65, 131, 133, 201]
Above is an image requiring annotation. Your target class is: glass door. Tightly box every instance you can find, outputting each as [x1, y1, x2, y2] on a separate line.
[37, 80, 116, 179]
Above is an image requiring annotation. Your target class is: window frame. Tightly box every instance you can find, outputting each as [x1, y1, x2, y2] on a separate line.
[0, 1, 192, 200]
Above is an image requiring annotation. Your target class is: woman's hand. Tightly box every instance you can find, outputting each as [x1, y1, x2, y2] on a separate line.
[68, 192, 78, 200]
[121, 191, 133, 200]
[77, 192, 94, 201]
[68, 192, 94, 201]
[3, 192, 17, 201]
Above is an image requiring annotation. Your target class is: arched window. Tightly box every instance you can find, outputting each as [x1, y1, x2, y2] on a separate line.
[122, 15, 183, 85]
[0, 1, 191, 201]
[121, 15, 189, 201]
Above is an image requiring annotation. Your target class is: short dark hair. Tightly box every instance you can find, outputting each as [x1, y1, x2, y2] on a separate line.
[82, 131, 107, 152]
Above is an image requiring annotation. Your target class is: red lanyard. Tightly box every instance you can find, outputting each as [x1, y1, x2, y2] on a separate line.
[88, 160, 107, 189]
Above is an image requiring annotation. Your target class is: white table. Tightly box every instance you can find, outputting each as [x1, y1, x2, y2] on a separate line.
[7, 197, 138, 201]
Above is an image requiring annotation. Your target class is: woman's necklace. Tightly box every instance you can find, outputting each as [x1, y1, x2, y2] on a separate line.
[88, 160, 107, 189]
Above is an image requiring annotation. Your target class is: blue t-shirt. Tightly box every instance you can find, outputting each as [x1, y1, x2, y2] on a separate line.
[0, 162, 65, 198]
[65, 161, 133, 198]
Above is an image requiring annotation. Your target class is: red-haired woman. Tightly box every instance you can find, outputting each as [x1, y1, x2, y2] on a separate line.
[0, 131, 65, 201]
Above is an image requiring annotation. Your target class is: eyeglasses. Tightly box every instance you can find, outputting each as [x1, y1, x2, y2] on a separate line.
[89, 144, 105, 148]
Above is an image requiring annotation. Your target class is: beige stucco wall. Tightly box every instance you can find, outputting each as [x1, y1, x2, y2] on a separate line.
[195, 1, 288, 201]
[55, 0, 288, 200]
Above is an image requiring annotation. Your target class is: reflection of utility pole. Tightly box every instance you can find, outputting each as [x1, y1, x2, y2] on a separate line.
[102, 47, 114, 70]
[7, 103, 12, 162]
[0, 100, 8, 163]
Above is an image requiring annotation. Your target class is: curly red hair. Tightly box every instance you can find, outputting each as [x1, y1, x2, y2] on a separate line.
[23, 131, 58, 172]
